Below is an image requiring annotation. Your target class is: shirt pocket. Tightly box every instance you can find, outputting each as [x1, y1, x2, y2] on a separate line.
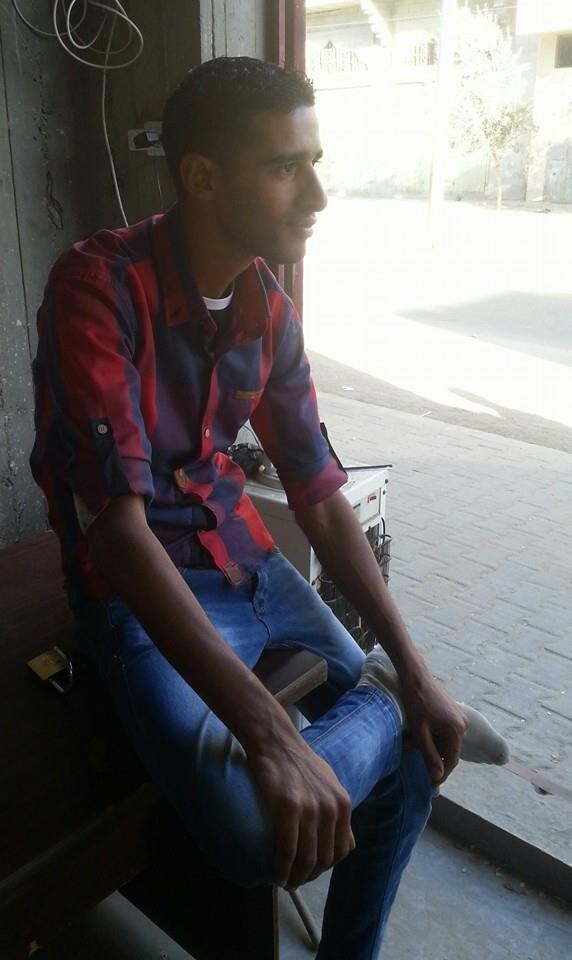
[232, 387, 265, 403]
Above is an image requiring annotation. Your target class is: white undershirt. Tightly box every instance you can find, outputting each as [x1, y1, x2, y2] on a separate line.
[203, 285, 234, 312]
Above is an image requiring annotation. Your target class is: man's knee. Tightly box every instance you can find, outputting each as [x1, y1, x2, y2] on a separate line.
[193, 793, 276, 889]
[401, 747, 436, 831]
[208, 822, 275, 889]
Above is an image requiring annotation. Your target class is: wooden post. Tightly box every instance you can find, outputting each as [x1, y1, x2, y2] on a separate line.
[269, 1, 306, 316]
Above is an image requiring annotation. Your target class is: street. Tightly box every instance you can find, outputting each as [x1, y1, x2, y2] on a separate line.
[304, 197, 572, 452]
[304, 196, 572, 865]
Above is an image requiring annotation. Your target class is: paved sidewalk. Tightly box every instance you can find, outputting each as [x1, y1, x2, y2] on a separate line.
[319, 391, 572, 867]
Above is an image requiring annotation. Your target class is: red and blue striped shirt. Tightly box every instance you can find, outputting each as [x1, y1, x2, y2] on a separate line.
[31, 205, 347, 597]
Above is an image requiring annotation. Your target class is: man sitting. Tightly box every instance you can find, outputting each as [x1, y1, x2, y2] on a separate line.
[30, 57, 507, 960]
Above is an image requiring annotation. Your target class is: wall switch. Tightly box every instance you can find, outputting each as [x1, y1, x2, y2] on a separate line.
[128, 121, 164, 156]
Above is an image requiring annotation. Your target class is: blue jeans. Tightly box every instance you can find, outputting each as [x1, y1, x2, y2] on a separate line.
[75, 549, 434, 960]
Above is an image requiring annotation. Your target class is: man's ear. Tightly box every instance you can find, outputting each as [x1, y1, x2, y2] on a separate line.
[179, 153, 215, 197]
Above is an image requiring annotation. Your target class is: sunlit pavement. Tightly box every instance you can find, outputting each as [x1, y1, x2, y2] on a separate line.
[304, 198, 572, 867]
[319, 389, 572, 870]
[304, 197, 572, 440]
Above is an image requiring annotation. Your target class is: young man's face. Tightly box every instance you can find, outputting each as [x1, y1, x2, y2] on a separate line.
[211, 105, 327, 265]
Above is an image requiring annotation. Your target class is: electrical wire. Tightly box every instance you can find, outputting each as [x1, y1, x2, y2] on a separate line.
[153, 156, 165, 213]
[100, 19, 129, 226]
[11, 0, 62, 38]
[10, 0, 144, 226]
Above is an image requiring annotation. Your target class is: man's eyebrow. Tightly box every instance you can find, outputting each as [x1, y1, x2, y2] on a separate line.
[266, 148, 323, 165]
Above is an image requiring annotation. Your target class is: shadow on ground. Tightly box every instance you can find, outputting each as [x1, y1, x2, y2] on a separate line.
[403, 291, 572, 367]
[308, 350, 572, 454]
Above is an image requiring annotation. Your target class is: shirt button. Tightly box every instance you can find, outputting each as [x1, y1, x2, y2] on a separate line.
[96, 423, 108, 435]
[175, 468, 187, 490]
[204, 428, 210, 439]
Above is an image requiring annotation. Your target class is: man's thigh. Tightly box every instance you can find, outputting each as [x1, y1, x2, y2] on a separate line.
[255, 550, 365, 716]
[75, 571, 275, 887]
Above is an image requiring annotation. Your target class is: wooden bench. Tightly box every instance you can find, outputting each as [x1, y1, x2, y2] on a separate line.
[0, 533, 327, 959]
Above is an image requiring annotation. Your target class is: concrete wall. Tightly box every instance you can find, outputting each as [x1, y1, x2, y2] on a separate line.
[526, 34, 572, 202]
[307, 0, 543, 200]
[0, 7, 90, 547]
[0, 0, 269, 548]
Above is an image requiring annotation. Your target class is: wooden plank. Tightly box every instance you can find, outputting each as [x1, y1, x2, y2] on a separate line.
[254, 0, 270, 59]
[286, 0, 306, 71]
[0, 531, 327, 954]
[76, 2, 201, 230]
[131, 2, 201, 217]
[0, 533, 144, 883]
[123, 803, 278, 960]
[0, 784, 160, 947]
[254, 649, 328, 707]
[128, 3, 171, 223]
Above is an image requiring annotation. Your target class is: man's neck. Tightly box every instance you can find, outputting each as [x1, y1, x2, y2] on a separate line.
[179, 203, 251, 299]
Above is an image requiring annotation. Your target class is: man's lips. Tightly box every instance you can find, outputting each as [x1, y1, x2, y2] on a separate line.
[289, 217, 317, 236]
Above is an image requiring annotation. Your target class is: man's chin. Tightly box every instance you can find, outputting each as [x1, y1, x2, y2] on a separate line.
[269, 241, 307, 266]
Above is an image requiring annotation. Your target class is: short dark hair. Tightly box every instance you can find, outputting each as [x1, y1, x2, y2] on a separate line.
[162, 56, 315, 192]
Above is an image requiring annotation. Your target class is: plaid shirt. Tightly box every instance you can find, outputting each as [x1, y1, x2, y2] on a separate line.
[31, 206, 347, 597]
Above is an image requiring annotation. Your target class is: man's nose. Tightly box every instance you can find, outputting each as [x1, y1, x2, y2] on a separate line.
[304, 165, 328, 213]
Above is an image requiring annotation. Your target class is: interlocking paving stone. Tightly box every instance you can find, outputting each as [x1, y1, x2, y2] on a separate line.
[320, 392, 572, 860]
[497, 623, 551, 661]
[424, 597, 487, 631]
[471, 600, 532, 635]
[443, 672, 500, 710]
[526, 604, 571, 639]
[408, 616, 458, 654]
[479, 675, 554, 723]
[423, 643, 477, 684]
[465, 646, 532, 688]
[545, 639, 572, 662]
[541, 690, 572, 723]
[513, 650, 571, 693]
[389, 589, 440, 624]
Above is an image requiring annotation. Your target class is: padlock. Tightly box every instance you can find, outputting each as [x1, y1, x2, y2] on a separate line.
[27, 646, 74, 694]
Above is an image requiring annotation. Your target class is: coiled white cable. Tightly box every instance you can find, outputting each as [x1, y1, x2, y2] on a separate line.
[11, 0, 144, 225]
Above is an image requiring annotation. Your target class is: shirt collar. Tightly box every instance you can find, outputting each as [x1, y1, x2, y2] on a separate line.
[151, 204, 271, 345]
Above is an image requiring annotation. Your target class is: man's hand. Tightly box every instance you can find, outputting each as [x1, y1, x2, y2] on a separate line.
[296, 492, 469, 786]
[399, 671, 467, 785]
[247, 730, 355, 889]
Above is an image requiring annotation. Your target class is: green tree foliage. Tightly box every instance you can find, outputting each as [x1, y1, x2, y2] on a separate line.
[450, 5, 536, 207]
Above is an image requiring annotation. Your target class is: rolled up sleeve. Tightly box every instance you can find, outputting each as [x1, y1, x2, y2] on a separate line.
[36, 272, 154, 524]
[250, 302, 347, 511]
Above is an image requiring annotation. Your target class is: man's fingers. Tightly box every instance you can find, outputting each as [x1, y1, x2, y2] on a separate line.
[273, 809, 300, 888]
[418, 724, 444, 784]
[287, 814, 319, 888]
[333, 794, 355, 864]
[295, 801, 355, 887]
[314, 815, 336, 880]
[436, 729, 463, 784]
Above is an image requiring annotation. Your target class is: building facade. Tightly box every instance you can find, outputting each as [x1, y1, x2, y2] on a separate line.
[306, 0, 572, 202]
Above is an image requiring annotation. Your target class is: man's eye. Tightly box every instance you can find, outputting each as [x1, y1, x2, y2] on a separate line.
[278, 163, 296, 176]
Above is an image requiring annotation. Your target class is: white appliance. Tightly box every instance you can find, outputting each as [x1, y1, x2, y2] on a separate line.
[245, 466, 390, 588]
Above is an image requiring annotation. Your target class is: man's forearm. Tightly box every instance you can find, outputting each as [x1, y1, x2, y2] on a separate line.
[296, 491, 428, 682]
[88, 496, 294, 755]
